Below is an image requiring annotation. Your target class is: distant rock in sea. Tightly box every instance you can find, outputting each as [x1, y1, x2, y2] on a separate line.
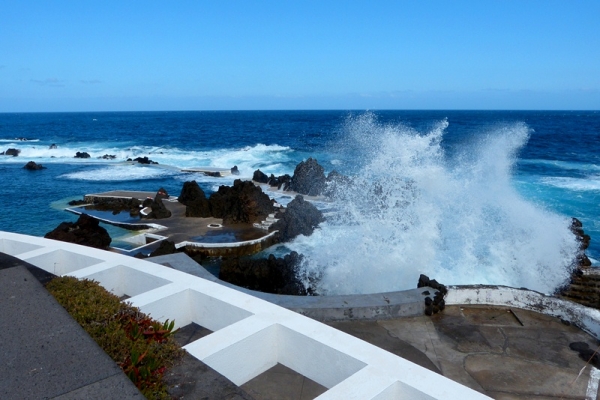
[23, 161, 46, 170]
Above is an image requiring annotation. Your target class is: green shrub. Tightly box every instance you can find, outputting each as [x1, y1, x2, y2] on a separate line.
[46, 277, 184, 399]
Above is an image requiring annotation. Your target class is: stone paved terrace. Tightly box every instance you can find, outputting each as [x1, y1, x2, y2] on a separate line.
[3, 231, 600, 399]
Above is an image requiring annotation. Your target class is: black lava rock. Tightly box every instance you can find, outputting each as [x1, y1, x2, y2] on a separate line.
[178, 181, 211, 218]
[253, 169, 269, 183]
[290, 158, 327, 196]
[270, 195, 325, 242]
[23, 161, 46, 170]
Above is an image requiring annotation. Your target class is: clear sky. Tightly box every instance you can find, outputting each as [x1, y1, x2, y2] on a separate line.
[1, 1, 599, 111]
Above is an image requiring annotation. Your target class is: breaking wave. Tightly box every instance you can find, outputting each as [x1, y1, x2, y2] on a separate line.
[292, 113, 579, 295]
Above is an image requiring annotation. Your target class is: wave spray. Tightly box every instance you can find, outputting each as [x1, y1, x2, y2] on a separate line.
[291, 113, 579, 295]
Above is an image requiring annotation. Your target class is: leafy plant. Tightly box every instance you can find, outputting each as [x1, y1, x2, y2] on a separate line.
[46, 277, 184, 399]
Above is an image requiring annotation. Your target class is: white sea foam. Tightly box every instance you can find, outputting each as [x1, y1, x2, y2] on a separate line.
[291, 113, 579, 295]
[60, 165, 177, 182]
[520, 159, 600, 172]
[540, 176, 600, 191]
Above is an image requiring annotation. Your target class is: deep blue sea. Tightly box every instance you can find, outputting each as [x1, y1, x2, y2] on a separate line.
[1, 110, 598, 294]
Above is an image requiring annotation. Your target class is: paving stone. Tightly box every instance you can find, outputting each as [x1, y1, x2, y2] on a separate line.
[0, 259, 140, 400]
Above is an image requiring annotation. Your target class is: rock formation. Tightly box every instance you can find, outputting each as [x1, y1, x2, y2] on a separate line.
[150, 198, 171, 219]
[252, 169, 269, 183]
[230, 165, 240, 175]
[418, 274, 448, 316]
[44, 214, 111, 249]
[2, 148, 20, 156]
[219, 251, 306, 294]
[209, 179, 274, 224]
[268, 174, 292, 190]
[290, 157, 326, 196]
[90, 197, 141, 215]
[23, 161, 46, 170]
[270, 195, 324, 242]
[178, 181, 211, 217]
[149, 240, 177, 257]
[560, 219, 599, 308]
[74, 151, 91, 158]
[128, 156, 158, 165]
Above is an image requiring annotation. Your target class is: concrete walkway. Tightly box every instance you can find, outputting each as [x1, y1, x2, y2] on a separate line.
[330, 306, 600, 399]
[0, 253, 142, 399]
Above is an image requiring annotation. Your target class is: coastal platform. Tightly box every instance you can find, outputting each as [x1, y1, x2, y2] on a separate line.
[180, 166, 232, 176]
[70, 190, 277, 257]
[4, 231, 600, 399]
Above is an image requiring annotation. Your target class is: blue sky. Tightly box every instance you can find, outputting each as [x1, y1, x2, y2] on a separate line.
[1, 1, 598, 111]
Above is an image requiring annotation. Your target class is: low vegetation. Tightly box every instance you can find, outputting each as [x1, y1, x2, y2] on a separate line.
[46, 277, 184, 399]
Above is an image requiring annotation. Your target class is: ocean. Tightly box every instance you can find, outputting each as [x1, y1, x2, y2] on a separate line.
[1, 110, 598, 295]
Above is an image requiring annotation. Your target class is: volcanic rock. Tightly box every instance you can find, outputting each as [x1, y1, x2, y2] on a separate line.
[131, 156, 158, 165]
[178, 181, 211, 217]
[209, 179, 274, 224]
[100, 154, 116, 159]
[270, 195, 324, 242]
[231, 165, 240, 175]
[49, 144, 58, 149]
[219, 251, 306, 295]
[418, 274, 447, 315]
[23, 161, 46, 170]
[149, 240, 177, 257]
[74, 151, 91, 158]
[142, 197, 171, 219]
[3, 148, 20, 157]
[44, 214, 111, 249]
[92, 197, 141, 214]
[155, 187, 169, 200]
[252, 169, 269, 184]
[290, 157, 327, 196]
[268, 174, 292, 190]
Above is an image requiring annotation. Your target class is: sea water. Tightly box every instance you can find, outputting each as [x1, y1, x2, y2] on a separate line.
[1, 110, 598, 294]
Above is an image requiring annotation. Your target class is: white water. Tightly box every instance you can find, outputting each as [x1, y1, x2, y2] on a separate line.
[290, 114, 579, 295]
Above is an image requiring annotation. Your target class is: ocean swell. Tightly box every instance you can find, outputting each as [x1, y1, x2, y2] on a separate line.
[292, 114, 579, 295]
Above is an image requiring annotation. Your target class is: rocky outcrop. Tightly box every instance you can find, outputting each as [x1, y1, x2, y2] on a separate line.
[219, 251, 306, 294]
[74, 151, 91, 158]
[149, 240, 177, 257]
[68, 199, 88, 206]
[571, 218, 591, 267]
[2, 148, 20, 156]
[270, 195, 324, 242]
[559, 219, 598, 308]
[155, 187, 169, 200]
[44, 214, 111, 249]
[90, 197, 141, 215]
[49, 144, 57, 149]
[290, 158, 326, 196]
[99, 154, 116, 159]
[230, 165, 240, 175]
[209, 179, 274, 224]
[268, 174, 292, 191]
[128, 156, 158, 165]
[252, 169, 269, 183]
[142, 197, 171, 219]
[23, 161, 46, 170]
[418, 274, 447, 316]
[178, 181, 211, 217]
